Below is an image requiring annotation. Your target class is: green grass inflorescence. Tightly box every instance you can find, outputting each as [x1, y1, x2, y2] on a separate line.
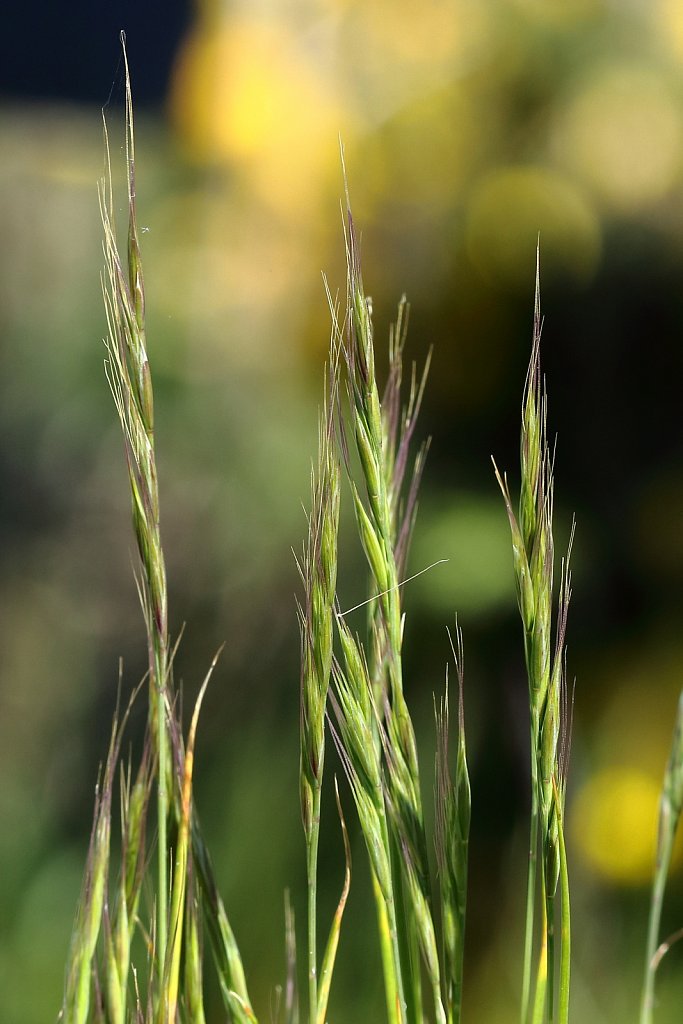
[59, 36, 683, 1024]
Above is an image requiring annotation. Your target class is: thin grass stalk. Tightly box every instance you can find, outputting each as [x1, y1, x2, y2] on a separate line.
[555, 782, 570, 1024]
[516, 261, 547, 1024]
[307, 793, 321, 1023]
[371, 869, 402, 1024]
[383, 331, 432, 1024]
[547, 556, 573, 1024]
[641, 690, 683, 1024]
[531, 896, 548, 1024]
[315, 780, 352, 1024]
[378, 811, 409, 1024]
[641, 823, 676, 1024]
[101, 37, 170, 985]
[545, 885, 555, 1024]
[495, 255, 573, 1024]
[102, 48, 256, 1021]
[522, 733, 540, 1024]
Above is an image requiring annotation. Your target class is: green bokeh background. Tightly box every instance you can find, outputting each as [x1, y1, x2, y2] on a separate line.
[2, 2, 683, 1021]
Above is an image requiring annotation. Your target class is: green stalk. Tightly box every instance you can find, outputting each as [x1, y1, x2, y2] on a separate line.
[435, 648, 470, 1024]
[307, 786, 321, 1023]
[641, 822, 673, 1024]
[531, 894, 548, 1024]
[546, 887, 555, 1024]
[155, 645, 169, 981]
[372, 870, 403, 1024]
[316, 779, 351, 1024]
[522, 729, 540, 1024]
[556, 798, 571, 1024]
[641, 690, 683, 1024]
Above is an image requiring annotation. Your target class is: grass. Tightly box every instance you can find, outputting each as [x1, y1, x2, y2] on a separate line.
[58, 39, 683, 1024]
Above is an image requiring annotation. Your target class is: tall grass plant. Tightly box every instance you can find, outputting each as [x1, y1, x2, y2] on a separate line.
[58, 39, 683, 1024]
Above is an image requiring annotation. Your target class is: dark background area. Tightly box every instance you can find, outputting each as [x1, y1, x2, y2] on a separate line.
[0, 4, 189, 105]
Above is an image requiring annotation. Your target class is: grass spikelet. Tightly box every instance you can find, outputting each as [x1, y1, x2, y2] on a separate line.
[332, 629, 386, 859]
[95, 41, 256, 1024]
[334, 159, 450, 1024]
[330, 634, 403, 1023]
[100, 35, 171, 976]
[341, 179, 440, 1024]
[122, 744, 153, 931]
[495, 254, 573, 1024]
[296, 347, 341, 1024]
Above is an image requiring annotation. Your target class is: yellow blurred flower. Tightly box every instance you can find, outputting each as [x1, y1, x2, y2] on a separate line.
[571, 767, 680, 885]
[170, 17, 343, 214]
[656, 0, 683, 60]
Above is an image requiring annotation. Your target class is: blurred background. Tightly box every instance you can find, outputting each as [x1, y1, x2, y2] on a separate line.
[2, 1, 683, 1021]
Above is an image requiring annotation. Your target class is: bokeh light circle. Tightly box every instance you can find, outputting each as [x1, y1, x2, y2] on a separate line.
[554, 64, 683, 211]
[465, 164, 601, 286]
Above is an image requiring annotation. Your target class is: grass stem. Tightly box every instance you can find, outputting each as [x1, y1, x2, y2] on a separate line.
[556, 789, 571, 1024]
[640, 826, 673, 1024]
[522, 737, 540, 1024]
[372, 870, 403, 1024]
[307, 787, 321, 1024]
[641, 690, 683, 1024]
[546, 888, 555, 1024]
[531, 895, 548, 1024]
